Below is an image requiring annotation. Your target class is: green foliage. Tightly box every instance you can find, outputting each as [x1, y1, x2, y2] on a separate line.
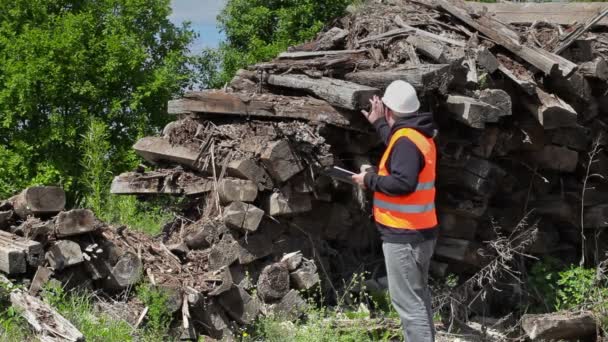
[136, 283, 173, 337]
[202, 0, 353, 87]
[41, 283, 133, 342]
[555, 266, 600, 310]
[80, 118, 112, 214]
[101, 195, 174, 235]
[0, 0, 196, 200]
[528, 259, 608, 318]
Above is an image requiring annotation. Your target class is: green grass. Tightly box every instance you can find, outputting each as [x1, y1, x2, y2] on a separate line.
[100, 195, 174, 236]
[42, 283, 134, 342]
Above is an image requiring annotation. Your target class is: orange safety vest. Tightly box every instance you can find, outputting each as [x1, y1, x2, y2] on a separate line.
[373, 127, 438, 230]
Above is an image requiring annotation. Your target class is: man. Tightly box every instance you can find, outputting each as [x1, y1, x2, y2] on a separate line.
[352, 80, 438, 342]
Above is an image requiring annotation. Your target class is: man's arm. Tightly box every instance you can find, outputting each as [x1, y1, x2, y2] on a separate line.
[372, 118, 391, 145]
[363, 138, 423, 196]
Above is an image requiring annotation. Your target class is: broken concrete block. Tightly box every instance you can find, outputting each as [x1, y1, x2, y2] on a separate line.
[261, 140, 304, 183]
[257, 263, 290, 303]
[281, 251, 303, 271]
[218, 285, 262, 325]
[266, 192, 312, 217]
[218, 179, 258, 204]
[290, 260, 320, 290]
[55, 209, 97, 238]
[46, 240, 84, 271]
[10, 186, 66, 219]
[209, 234, 240, 271]
[223, 202, 264, 232]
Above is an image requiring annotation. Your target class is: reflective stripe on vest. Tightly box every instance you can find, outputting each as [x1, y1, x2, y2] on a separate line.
[373, 127, 438, 230]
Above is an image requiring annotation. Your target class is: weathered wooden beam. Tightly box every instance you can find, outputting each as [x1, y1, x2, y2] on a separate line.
[522, 311, 597, 341]
[434, 237, 482, 266]
[528, 145, 579, 173]
[0, 231, 43, 274]
[344, 64, 453, 91]
[257, 263, 290, 303]
[277, 49, 366, 59]
[261, 140, 304, 183]
[111, 171, 214, 196]
[579, 57, 608, 81]
[10, 187, 66, 219]
[523, 88, 577, 129]
[168, 91, 351, 127]
[10, 290, 84, 342]
[467, 2, 608, 26]
[554, 8, 608, 54]
[54, 209, 97, 238]
[266, 74, 379, 110]
[223, 202, 264, 233]
[289, 27, 349, 52]
[134, 137, 201, 170]
[360, 16, 465, 47]
[252, 54, 374, 73]
[445, 95, 503, 129]
[436, 0, 577, 77]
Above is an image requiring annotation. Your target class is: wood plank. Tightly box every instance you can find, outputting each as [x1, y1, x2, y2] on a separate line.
[554, 8, 608, 54]
[467, 2, 608, 26]
[133, 137, 202, 170]
[579, 57, 608, 81]
[10, 187, 65, 219]
[359, 19, 465, 47]
[344, 64, 453, 91]
[0, 231, 43, 274]
[277, 49, 366, 59]
[10, 290, 84, 341]
[168, 91, 351, 127]
[266, 74, 379, 110]
[523, 88, 578, 129]
[111, 171, 214, 196]
[436, 0, 577, 77]
[522, 311, 597, 341]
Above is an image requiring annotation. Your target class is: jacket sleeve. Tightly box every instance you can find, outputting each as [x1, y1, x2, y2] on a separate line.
[364, 137, 423, 196]
[372, 118, 391, 145]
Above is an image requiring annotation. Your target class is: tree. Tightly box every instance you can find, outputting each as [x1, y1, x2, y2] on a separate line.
[0, 0, 196, 199]
[203, 0, 353, 88]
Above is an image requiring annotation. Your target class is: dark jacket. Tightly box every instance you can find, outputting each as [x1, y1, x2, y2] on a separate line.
[364, 112, 439, 244]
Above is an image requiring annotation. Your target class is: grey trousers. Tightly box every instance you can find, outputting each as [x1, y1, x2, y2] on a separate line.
[383, 239, 436, 342]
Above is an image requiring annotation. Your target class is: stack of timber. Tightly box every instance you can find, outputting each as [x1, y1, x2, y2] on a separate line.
[0, 0, 599, 340]
[111, 1, 608, 339]
[0, 186, 320, 340]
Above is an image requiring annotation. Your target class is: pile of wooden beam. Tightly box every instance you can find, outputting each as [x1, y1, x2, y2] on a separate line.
[0, 185, 321, 340]
[110, 1, 608, 338]
[5, 0, 608, 339]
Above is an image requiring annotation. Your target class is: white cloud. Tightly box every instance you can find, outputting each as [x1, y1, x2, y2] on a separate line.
[170, 0, 227, 25]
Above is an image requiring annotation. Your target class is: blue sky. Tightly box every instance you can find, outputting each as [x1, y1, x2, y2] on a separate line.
[170, 0, 226, 53]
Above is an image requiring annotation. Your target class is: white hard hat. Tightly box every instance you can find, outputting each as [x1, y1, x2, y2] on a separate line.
[382, 80, 420, 116]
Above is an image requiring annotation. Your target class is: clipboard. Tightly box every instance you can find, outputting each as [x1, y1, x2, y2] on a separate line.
[325, 166, 356, 184]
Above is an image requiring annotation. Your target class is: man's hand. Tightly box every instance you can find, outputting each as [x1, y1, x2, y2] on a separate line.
[361, 95, 384, 124]
[352, 172, 367, 189]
